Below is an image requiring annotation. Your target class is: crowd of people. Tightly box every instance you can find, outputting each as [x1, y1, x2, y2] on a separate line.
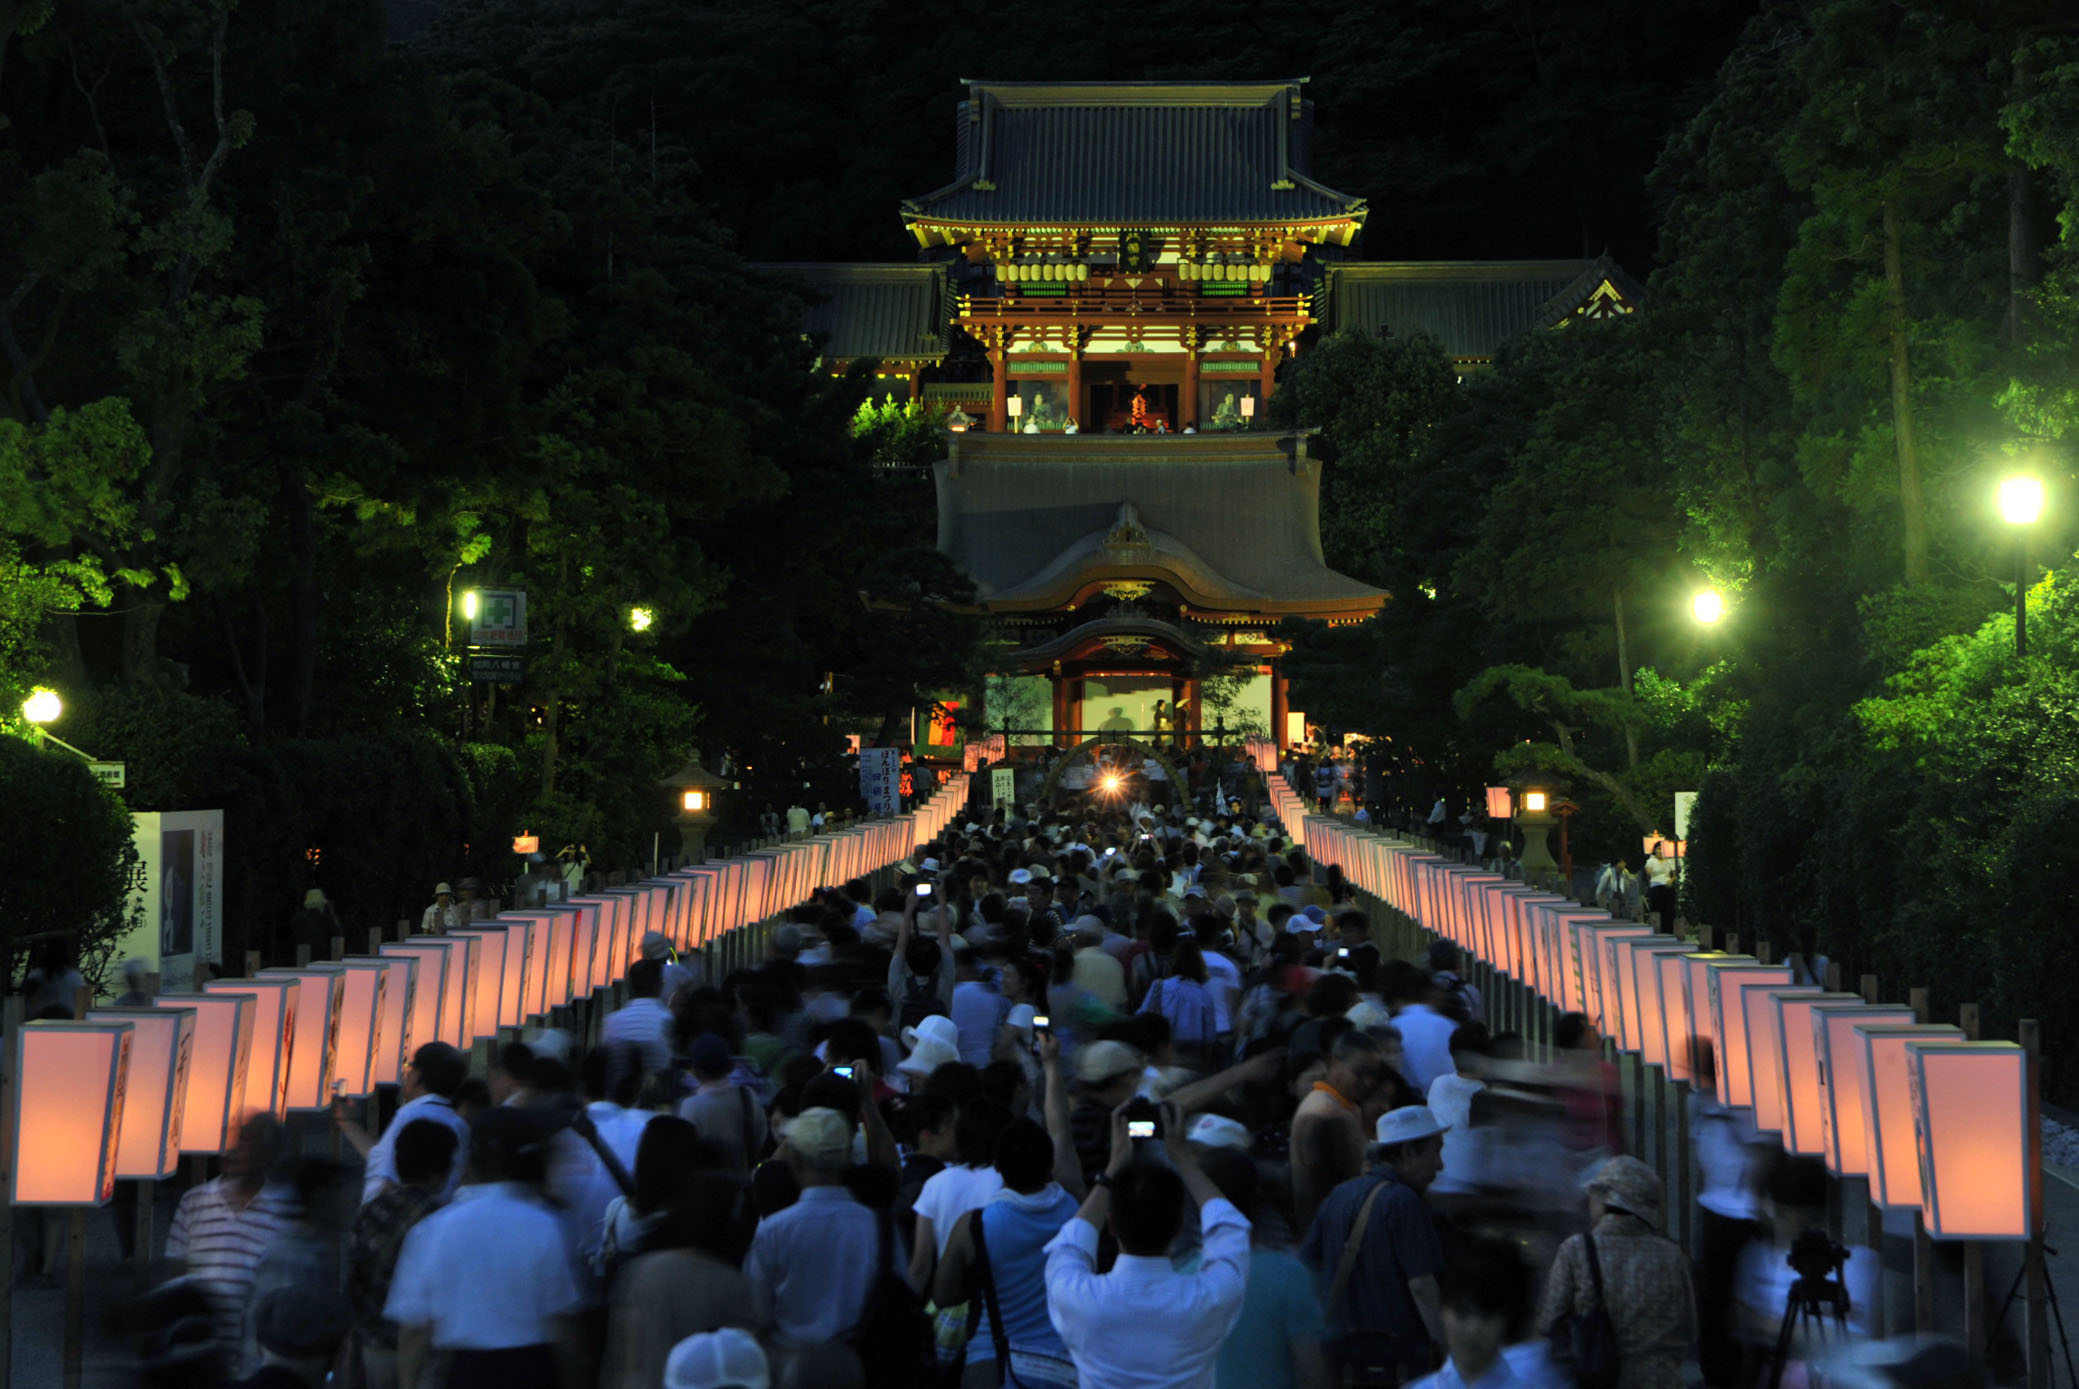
[122, 790, 1976, 1389]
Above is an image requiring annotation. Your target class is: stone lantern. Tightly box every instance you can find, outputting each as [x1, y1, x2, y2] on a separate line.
[662, 752, 728, 864]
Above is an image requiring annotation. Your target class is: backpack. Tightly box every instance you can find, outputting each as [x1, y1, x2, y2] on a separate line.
[1553, 1232, 1622, 1388]
[851, 1205, 936, 1389]
[899, 972, 948, 1031]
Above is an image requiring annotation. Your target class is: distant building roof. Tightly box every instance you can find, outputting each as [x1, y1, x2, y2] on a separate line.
[754, 263, 950, 364]
[1321, 256, 1644, 360]
[904, 80, 1367, 229]
[935, 433, 1386, 620]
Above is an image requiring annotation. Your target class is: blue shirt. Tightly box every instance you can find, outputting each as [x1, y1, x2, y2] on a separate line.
[969, 1186, 1080, 1363]
[1301, 1171, 1445, 1356]
[952, 978, 1009, 1067]
[745, 1185, 902, 1346]
[1216, 1248, 1328, 1389]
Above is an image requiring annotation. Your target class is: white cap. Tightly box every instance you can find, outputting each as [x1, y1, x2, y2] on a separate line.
[665, 1327, 769, 1389]
[1186, 1113, 1252, 1150]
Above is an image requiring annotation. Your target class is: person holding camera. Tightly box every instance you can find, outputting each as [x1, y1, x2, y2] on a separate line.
[1043, 1098, 1251, 1387]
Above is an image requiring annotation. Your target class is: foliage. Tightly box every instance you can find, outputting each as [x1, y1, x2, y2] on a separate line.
[0, 735, 142, 992]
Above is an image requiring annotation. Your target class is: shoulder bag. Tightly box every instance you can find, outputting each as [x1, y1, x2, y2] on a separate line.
[972, 1208, 1078, 1388]
[1325, 1177, 1418, 1388]
[1552, 1231, 1622, 1388]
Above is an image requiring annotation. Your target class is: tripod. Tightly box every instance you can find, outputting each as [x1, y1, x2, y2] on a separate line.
[1766, 1271, 1851, 1389]
[1987, 1242, 2079, 1389]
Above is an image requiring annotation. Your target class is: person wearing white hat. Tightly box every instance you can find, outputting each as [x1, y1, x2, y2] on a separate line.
[1300, 1105, 1451, 1383]
[418, 882, 459, 936]
[663, 1327, 768, 1389]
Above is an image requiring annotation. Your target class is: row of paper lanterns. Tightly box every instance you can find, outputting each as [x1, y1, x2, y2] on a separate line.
[1267, 782, 2030, 1242]
[13, 776, 969, 1206]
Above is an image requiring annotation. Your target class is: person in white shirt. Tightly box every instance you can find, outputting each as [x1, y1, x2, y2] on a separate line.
[907, 1096, 1014, 1290]
[385, 1107, 582, 1389]
[1390, 975, 1461, 1094]
[419, 883, 460, 936]
[600, 959, 675, 1078]
[347, 1042, 472, 1205]
[1044, 1100, 1250, 1387]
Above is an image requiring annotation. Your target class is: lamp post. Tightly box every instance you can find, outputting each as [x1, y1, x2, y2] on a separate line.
[1999, 475, 2044, 658]
[662, 752, 727, 865]
[19, 687, 98, 762]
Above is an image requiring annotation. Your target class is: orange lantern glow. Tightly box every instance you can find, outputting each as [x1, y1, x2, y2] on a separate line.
[342, 955, 416, 1087]
[379, 942, 449, 1060]
[1814, 1004, 1913, 1177]
[1855, 1022, 1963, 1210]
[204, 976, 298, 1118]
[426, 935, 478, 1045]
[447, 928, 506, 1040]
[1741, 987, 1819, 1135]
[12, 1022, 132, 1205]
[325, 960, 388, 1098]
[258, 966, 346, 1110]
[1611, 937, 1683, 1058]
[540, 909, 577, 1009]
[1908, 1040, 2030, 1240]
[1708, 964, 1793, 1108]
[1767, 992, 1861, 1155]
[1582, 923, 1652, 1039]
[1485, 786, 1512, 819]
[154, 992, 252, 1155]
[86, 1007, 194, 1180]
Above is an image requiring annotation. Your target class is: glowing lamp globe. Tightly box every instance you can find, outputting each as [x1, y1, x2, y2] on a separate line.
[1522, 791, 1548, 813]
[21, 687, 62, 725]
[155, 992, 252, 1155]
[87, 1006, 195, 1180]
[1692, 589, 1725, 625]
[2000, 475, 2046, 527]
[12, 1022, 132, 1206]
[1908, 1040, 2031, 1240]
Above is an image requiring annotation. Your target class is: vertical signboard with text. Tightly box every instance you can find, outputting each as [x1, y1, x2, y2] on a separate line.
[119, 810, 226, 992]
[859, 748, 903, 816]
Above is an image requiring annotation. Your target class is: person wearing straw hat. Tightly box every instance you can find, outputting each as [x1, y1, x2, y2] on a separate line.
[1534, 1155, 1695, 1389]
[1301, 1105, 1451, 1384]
[419, 882, 460, 936]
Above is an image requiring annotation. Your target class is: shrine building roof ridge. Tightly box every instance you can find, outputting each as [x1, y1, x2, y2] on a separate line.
[904, 78, 1365, 231]
[752, 262, 950, 364]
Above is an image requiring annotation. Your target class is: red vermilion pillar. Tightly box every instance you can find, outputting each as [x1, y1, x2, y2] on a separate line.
[1066, 353, 1084, 432]
[1182, 349, 1201, 431]
[1052, 674, 1072, 750]
[1259, 347, 1278, 404]
[990, 346, 1009, 433]
[1270, 666, 1289, 748]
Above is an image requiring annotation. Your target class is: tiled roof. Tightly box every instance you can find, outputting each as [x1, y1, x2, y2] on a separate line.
[905, 81, 1366, 228]
[1321, 257, 1643, 359]
[935, 433, 1386, 618]
[754, 264, 949, 363]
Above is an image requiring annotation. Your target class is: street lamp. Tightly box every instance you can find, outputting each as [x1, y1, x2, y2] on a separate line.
[22, 687, 61, 725]
[460, 590, 480, 622]
[1999, 475, 2044, 658]
[629, 606, 655, 633]
[1691, 589, 1725, 625]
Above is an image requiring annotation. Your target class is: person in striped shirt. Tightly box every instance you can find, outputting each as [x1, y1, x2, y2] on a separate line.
[164, 1112, 299, 1373]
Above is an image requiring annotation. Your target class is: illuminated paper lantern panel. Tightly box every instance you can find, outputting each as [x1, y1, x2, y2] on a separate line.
[1742, 987, 1818, 1135]
[1815, 1005, 1911, 1176]
[13, 1022, 132, 1206]
[447, 929, 506, 1041]
[326, 961, 388, 1098]
[155, 992, 252, 1155]
[380, 943, 449, 1059]
[205, 977, 299, 1119]
[1608, 937, 1679, 1056]
[344, 956, 417, 1087]
[1485, 785, 1512, 819]
[259, 967, 346, 1110]
[1856, 1023, 1963, 1210]
[1770, 993, 1861, 1156]
[86, 1007, 195, 1180]
[1709, 965, 1793, 1109]
[1909, 1041, 2030, 1240]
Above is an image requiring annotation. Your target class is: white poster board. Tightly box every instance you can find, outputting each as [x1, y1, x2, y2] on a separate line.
[118, 810, 225, 992]
[859, 748, 903, 816]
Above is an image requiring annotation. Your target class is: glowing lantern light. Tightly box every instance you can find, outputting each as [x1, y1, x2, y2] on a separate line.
[325, 961, 389, 1098]
[86, 1007, 194, 1180]
[1855, 1022, 1963, 1210]
[12, 1022, 132, 1205]
[1908, 1040, 2031, 1240]
[379, 942, 449, 1060]
[1485, 786, 1511, 819]
[1617, 939, 1685, 1061]
[1742, 987, 1819, 1135]
[258, 967, 347, 1110]
[1664, 952, 1737, 1082]
[343, 956, 417, 1087]
[1709, 963, 1794, 1108]
[154, 992, 252, 1155]
[1815, 1005, 1914, 1178]
[204, 977, 299, 1119]
[447, 929, 507, 1040]
[1768, 992, 1861, 1155]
